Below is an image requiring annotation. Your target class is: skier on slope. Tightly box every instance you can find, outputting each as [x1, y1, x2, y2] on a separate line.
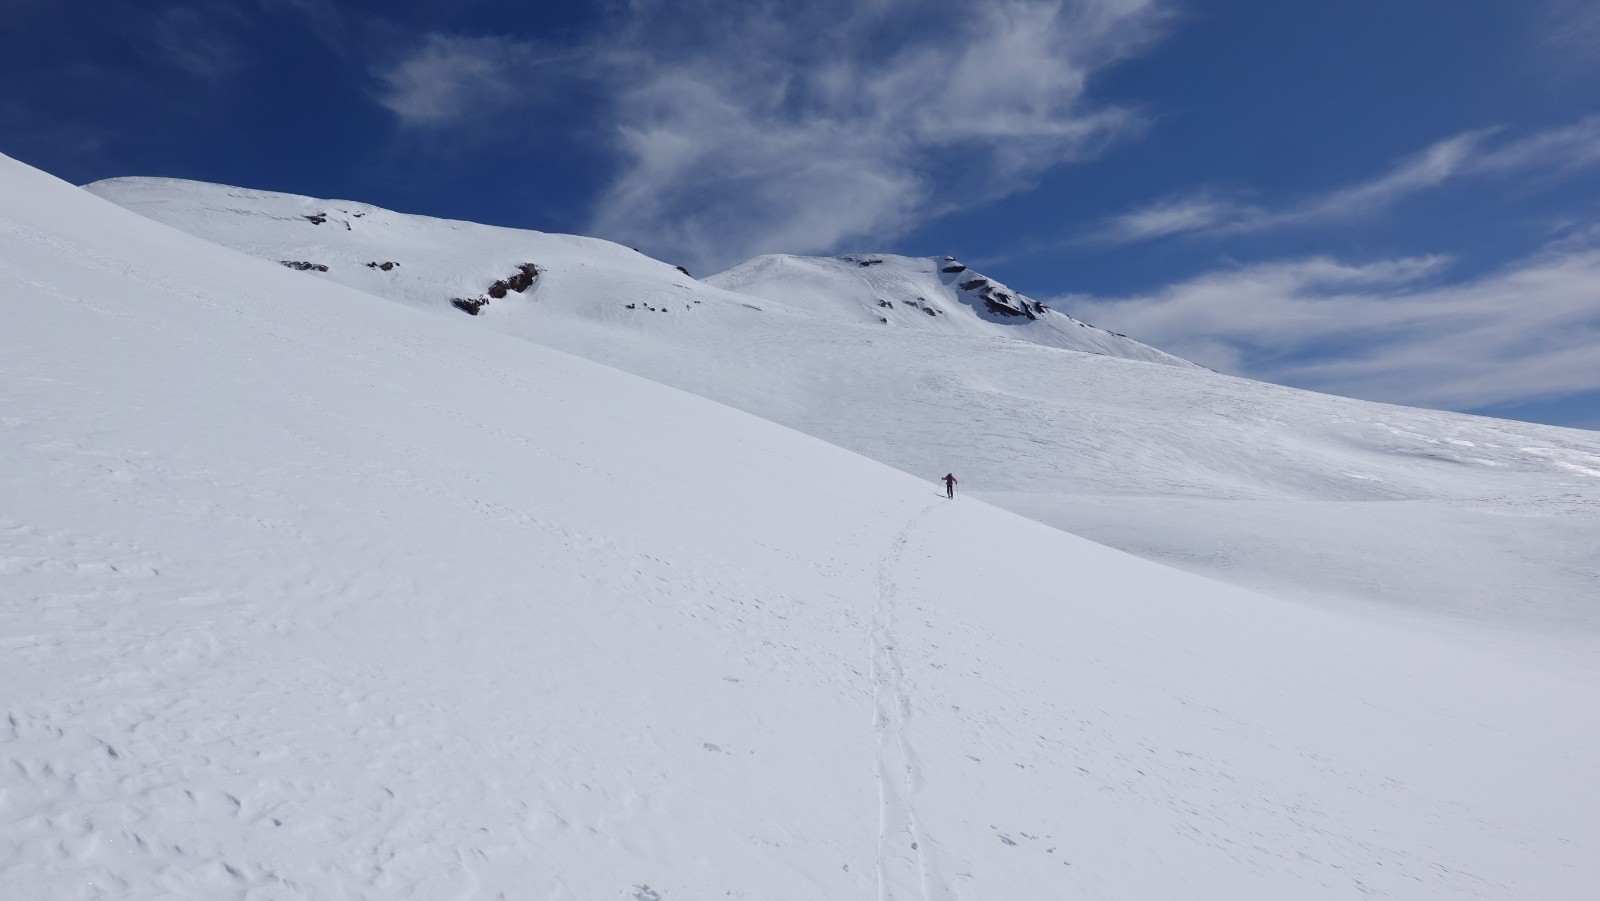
[942, 473, 958, 499]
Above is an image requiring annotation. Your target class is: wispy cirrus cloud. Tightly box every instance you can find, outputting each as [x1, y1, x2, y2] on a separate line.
[1471, 115, 1600, 174]
[1097, 193, 1243, 242]
[372, 34, 564, 127]
[588, 0, 1169, 272]
[1065, 237, 1600, 410]
[356, 1, 1172, 270]
[1094, 117, 1600, 245]
[1533, 0, 1600, 74]
[141, 6, 251, 80]
[259, 0, 356, 55]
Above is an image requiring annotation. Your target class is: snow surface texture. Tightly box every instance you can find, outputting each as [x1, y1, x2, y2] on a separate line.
[87, 177, 1600, 633]
[3, 155, 1594, 897]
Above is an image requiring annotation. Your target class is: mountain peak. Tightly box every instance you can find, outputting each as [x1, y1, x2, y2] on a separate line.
[708, 251, 1193, 366]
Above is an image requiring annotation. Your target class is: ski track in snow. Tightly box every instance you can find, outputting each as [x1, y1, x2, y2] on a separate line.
[870, 501, 948, 901]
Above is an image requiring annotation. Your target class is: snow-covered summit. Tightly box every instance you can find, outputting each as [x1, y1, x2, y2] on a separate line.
[710, 251, 1193, 365]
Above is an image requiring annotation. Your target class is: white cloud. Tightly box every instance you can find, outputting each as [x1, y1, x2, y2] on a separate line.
[143, 6, 249, 79]
[587, 0, 1170, 272]
[1065, 241, 1600, 410]
[1284, 130, 1492, 222]
[1100, 194, 1252, 242]
[1534, 0, 1600, 74]
[361, 1, 1169, 269]
[1472, 115, 1600, 175]
[373, 34, 553, 127]
[1093, 119, 1600, 245]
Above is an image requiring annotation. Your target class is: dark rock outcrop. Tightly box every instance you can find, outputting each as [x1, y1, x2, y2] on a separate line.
[280, 260, 329, 272]
[676, 265, 692, 277]
[469, 263, 543, 306]
[983, 295, 1024, 317]
[450, 264, 540, 314]
[506, 263, 540, 291]
[303, 213, 326, 225]
[366, 261, 400, 271]
[952, 271, 1044, 320]
[979, 288, 1043, 320]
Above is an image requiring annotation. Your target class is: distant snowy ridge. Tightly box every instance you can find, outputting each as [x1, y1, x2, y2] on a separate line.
[83, 175, 716, 321]
[85, 177, 1191, 367]
[86, 174, 1600, 633]
[710, 251, 1195, 366]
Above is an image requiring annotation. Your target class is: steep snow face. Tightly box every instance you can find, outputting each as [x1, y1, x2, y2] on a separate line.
[12, 152, 1600, 900]
[86, 177, 1600, 632]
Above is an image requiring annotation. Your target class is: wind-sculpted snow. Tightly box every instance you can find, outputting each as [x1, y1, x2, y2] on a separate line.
[88, 176, 1600, 633]
[6, 155, 1600, 896]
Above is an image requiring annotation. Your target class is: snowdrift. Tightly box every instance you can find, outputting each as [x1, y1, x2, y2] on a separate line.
[3, 156, 1597, 896]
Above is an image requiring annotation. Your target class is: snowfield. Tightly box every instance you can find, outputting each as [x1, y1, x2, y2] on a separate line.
[87, 176, 1600, 634]
[2, 154, 1596, 897]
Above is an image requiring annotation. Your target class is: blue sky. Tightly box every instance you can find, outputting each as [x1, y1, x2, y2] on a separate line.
[5, 0, 1600, 429]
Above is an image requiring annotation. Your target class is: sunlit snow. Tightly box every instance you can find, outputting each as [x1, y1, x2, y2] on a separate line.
[2, 157, 1595, 897]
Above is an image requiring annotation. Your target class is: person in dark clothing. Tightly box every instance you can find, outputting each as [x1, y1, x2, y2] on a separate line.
[942, 473, 958, 498]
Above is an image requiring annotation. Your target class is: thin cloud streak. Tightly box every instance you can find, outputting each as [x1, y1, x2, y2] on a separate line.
[1473, 115, 1600, 175]
[1094, 118, 1600, 245]
[1534, 0, 1600, 75]
[1064, 241, 1600, 410]
[142, 6, 250, 79]
[1098, 193, 1241, 242]
[259, 0, 357, 57]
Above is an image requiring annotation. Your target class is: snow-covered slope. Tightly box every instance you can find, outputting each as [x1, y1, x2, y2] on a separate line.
[10, 157, 1600, 896]
[710, 251, 1192, 364]
[84, 178, 1188, 366]
[88, 176, 1600, 633]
